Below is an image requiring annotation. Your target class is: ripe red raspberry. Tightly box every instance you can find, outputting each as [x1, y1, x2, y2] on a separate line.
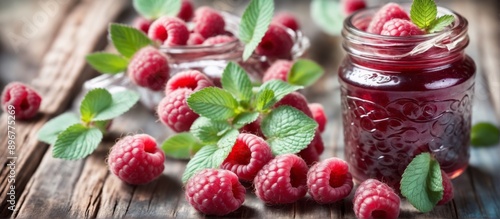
[187, 32, 205, 45]
[438, 170, 454, 205]
[128, 46, 170, 91]
[108, 134, 165, 185]
[239, 117, 264, 138]
[148, 16, 189, 46]
[165, 70, 213, 95]
[157, 88, 199, 132]
[177, 0, 194, 22]
[255, 24, 294, 59]
[1, 82, 42, 120]
[307, 158, 354, 204]
[342, 0, 367, 16]
[274, 92, 313, 118]
[185, 169, 245, 216]
[309, 103, 327, 133]
[254, 154, 308, 204]
[367, 3, 410, 34]
[354, 179, 401, 219]
[221, 133, 273, 181]
[272, 12, 300, 31]
[133, 16, 152, 33]
[298, 131, 324, 165]
[262, 60, 292, 82]
[203, 35, 236, 45]
[193, 7, 225, 38]
[381, 18, 425, 36]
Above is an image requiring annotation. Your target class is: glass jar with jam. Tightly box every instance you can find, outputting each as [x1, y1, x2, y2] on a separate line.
[339, 5, 475, 190]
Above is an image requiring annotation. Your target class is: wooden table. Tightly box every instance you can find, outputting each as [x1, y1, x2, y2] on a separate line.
[1, 0, 499, 218]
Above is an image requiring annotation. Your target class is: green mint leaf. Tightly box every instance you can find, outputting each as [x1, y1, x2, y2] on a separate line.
[80, 88, 112, 123]
[182, 144, 231, 183]
[401, 153, 443, 213]
[161, 132, 203, 159]
[133, 0, 181, 20]
[288, 59, 324, 87]
[80, 89, 139, 122]
[91, 120, 112, 133]
[52, 124, 103, 160]
[310, 0, 344, 35]
[221, 62, 253, 102]
[92, 89, 140, 121]
[239, 0, 274, 61]
[410, 0, 437, 30]
[258, 80, 303, 109]
[471, 122, 500, 147]
[261, 106, 317, 155]
[187, 87, 239, 120]
[255, 89, 275, 111]
[217, 129, 239, 149]
[110, 23, 154, 58]
[85, 52, 128, 74]
[233, 112, 259, 129]
[38, 112, 80, 145]
[427, 15, 454, 33]
[190, 117, 232, 144]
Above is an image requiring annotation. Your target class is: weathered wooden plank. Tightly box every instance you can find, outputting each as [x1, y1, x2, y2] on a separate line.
[0, 0, 128, 217]
[0, 0, 79, 65]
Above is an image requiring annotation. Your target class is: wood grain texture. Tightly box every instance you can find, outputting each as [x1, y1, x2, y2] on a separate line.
[0, 0, 128, 217]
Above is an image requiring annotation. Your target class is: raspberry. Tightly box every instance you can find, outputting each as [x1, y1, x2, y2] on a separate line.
[128, 46, 170, 91]
[148, 16, 189, 46]
[193, 7, 225, 38]
[255, 24, 294, 59]
[272, 12, 300, 31]
[177, 0, 194, 22]
[366, 3, 410, 34]
[342, 0, 367, 16]
[185, 169, 245, 216]
[187, 32, 205, 45]
[254, 154, 308, 204]
[239, 117, 264, 138]
[133, 16, 152, 33]
[309, 103, 327, 133]
[354, 179, 401, 219]
[1, 82, 42, 120]
[221, 133, 273, 181]
[298, 131, 324, 165]
[438, 170, 454, 205]
[108, 134, 165, 185]
[381, 18, 425, 36]
[274, 92, 313, 118]
[157, 88, 199, 132]
[262, 60, 292, 82]
[307, 158, 354, 204]
[165, 70, 214, 95]
[203, 35, 236, 45]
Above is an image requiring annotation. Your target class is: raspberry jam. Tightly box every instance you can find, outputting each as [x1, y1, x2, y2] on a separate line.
[339, 6, 475, 190]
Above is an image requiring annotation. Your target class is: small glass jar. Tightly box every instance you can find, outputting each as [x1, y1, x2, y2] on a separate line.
[339, 6, 475, 190]
[82, 11, 309, 110]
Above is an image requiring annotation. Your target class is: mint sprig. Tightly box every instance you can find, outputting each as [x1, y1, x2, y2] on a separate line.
[161, 132, 203, 159]
[38, 88, 140, 160]
[401, 152, 444, 212]
[133, 0, 181, 20]
[239, 0, 274, 61]
[161, 61, 320, 183]
[410, 0, 454, 33]
[86, 23, 154, 75]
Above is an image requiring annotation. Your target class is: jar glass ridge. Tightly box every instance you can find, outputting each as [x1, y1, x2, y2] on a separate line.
[339, 5, 476, 190]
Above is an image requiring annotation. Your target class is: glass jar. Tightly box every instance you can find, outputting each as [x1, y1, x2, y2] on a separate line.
[339, 6, 475, 190]
[82, 11, 310, 110]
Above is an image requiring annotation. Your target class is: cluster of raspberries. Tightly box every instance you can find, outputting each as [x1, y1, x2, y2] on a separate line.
[367, 3, 425, 36]
[128, 0, 301, 92]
